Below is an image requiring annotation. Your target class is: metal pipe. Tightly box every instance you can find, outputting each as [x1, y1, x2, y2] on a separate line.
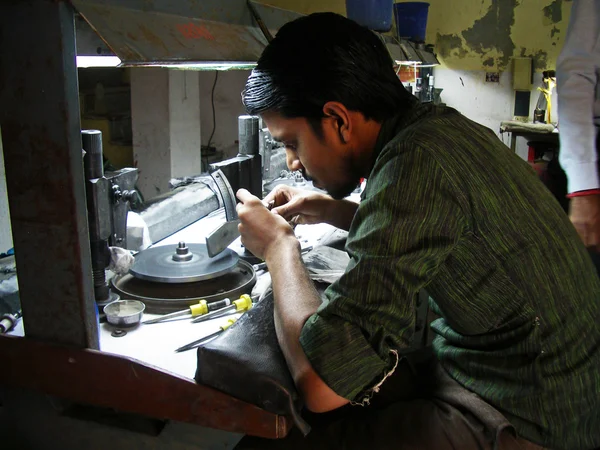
[238, 115, 259, 156]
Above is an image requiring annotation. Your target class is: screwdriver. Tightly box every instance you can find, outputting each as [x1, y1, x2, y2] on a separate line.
[175, 318, 238, 353]
[142, 298, 231, 324]
[191, 294, 252, 323]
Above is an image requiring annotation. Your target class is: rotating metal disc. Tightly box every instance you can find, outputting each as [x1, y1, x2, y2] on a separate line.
[130, 242, 239, 283]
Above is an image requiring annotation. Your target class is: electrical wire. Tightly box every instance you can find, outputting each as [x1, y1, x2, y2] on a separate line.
[206, 71, 219, 151]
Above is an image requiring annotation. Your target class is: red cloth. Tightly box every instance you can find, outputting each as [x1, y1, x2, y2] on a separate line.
[566, 189, 600, 198]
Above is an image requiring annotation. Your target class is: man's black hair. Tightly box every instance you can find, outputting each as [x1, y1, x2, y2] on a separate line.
[242, 12, 413, 130]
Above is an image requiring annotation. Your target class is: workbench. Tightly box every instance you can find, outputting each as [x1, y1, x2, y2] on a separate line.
[1, 207, 345, 443]
[500, 120, 559, 153]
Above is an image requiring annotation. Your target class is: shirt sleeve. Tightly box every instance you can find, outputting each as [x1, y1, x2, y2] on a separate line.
[299, 144, 469, 402]
[557, 0, 600, 193]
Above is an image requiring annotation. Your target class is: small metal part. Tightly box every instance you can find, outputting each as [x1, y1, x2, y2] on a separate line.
[0, 310, 22, 334]
[289, 215, 301, 230]
[253, 261, 267, 271]
[210, 169, 238, 222]
[111, 329, 127, 338]
[172, 242, 194, 262]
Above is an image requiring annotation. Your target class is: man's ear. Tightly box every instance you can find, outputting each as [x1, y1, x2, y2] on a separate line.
[322, 101, 351, 143]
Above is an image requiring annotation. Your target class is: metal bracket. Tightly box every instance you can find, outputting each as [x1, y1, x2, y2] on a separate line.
[247, 0, 273, 43]
[209, 169, 238, 221]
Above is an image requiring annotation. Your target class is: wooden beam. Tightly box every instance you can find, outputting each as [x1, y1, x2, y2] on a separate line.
[0, 335, 293, 439]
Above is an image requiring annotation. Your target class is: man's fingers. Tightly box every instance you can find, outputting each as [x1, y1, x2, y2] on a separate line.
[236, 188, 253, 203]
[272, 204, 297, 220]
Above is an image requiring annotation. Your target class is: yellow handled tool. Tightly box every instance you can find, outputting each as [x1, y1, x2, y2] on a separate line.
[191, 294, 252, 323]
[142, 298, 231, 324]
[175, 318, 238, 353]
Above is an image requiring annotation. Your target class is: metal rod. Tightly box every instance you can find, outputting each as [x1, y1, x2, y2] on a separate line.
[82, 130, 104, 180]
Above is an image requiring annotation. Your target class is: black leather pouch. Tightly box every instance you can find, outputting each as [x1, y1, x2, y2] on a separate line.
[195, 291, 310, 435]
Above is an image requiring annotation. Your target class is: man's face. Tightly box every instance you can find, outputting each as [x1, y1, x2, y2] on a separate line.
[261, 111, 362, 200]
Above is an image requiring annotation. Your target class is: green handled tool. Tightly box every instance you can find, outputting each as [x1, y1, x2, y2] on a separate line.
[175, 318, 238, 353]
[191, 294, 253, 323]
[142, 298, 231, 324]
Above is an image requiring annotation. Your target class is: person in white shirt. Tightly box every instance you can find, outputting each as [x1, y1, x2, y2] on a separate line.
[557, 0, 600, 253]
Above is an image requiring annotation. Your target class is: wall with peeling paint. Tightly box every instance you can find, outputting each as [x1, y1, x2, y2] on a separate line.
[258, 0, 567, 158]
[263, 0, 573, 71]
[432, 0, 572, 71]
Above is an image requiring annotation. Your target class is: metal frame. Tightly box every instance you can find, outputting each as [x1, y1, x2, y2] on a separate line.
[0, 0, 99, 348]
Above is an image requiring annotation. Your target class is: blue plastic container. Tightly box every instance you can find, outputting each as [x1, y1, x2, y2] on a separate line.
[346, 0, 394, 32]
[393, 2, 430, 41]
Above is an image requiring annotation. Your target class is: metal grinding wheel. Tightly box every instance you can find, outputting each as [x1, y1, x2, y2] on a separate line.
[129, 241, 239, 283]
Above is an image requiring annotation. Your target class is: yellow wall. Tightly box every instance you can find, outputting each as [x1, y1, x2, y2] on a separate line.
[263, 0, 572, 71]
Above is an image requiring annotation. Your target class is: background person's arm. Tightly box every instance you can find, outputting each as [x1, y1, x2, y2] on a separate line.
[557, 0, 600, 193]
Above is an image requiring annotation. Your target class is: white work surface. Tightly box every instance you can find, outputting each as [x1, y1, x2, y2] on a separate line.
[7, 202, 351, 380]
[99, 207, 344, 380]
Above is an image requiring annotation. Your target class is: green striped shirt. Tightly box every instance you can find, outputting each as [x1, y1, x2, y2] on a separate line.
[299, 101, 600, 450]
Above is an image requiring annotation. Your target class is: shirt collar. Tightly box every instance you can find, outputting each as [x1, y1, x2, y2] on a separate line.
[371, 98, 432, 164]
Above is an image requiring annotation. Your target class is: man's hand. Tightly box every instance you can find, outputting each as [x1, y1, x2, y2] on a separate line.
[236, 188, 297, 260]
[263, 185, 333, 224]
[264, 185, 358, 231]
[569, 194, 600, 251]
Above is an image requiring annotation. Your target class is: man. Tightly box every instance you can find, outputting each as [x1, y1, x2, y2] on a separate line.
[235, 12, 600, 450]
[557, 0, 600, 253]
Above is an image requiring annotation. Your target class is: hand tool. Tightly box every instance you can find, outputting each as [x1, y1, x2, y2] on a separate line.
[142, 298, 231, 324]
[175, 318, 238, 353]
[191, 294, 252, 323]
[0, 309, 22, 334]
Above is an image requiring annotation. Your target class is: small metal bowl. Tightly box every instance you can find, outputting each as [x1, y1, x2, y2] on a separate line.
[103, 300, 145, 327]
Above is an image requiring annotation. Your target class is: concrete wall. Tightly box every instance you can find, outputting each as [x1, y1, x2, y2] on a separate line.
[131, 68, 172, 198]
[434, 68, 558, 160]
[0, 127, 13, 253]
[131, 69, 202, 199]
[199, 70, 252, 160]
[169, 70, 202, 179]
